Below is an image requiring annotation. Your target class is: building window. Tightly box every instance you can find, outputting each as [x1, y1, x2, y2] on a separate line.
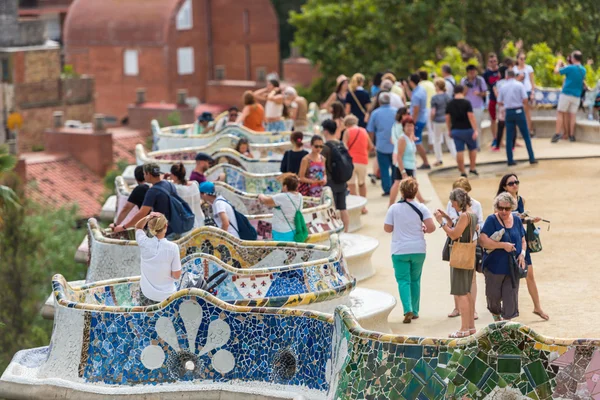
[176, 0, 193, 30]
[124, 50, 139, 76]
[215, 66, 225, 80]
[177, 47, 194, 75]
[256, 67, 266, 83]
[243, 10, 249, 35]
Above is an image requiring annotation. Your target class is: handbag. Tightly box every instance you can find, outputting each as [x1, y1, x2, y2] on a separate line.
[449, 213, 476, 270]
[526, 222, 542, 253]
[442, 236, 451, 261]
[498, 216, 528, 282]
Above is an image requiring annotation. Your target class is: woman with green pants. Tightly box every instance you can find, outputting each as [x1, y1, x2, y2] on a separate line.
[384, 178, 436, 323]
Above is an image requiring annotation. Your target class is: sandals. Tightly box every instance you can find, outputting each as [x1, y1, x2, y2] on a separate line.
[403, 312, 414, 324]
[474, 312, 479, 320]
[533, 310, 550, 321]
[448, 330, 471, 338]
[469, 328, 477, 335]
[361, 207, 368, 215]
[448, 309, 460, 318]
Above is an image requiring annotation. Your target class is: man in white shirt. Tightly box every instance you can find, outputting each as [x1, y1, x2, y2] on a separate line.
[381, 79, 404, 109]
[199, 181, 239, 238]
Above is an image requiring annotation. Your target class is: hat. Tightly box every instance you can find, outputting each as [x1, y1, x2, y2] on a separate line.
[198, 112, 214, 122]
[336, 74, 348, 85]
[195, 152, 213, 162]
[284, 86, 297, 97]
[143, 162, 161, 177]
[199, 181, 216, 195]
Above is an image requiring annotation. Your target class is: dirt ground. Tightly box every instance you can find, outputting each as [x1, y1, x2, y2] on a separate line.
[429, 158, 600, 338]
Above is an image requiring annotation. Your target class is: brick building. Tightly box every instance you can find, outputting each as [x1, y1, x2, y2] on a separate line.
[18, 0, 73, 43]
[63, 0, 280, 121]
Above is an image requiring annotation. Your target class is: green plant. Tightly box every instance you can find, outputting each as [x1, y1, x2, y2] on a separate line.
[525, 43, 565, 88]
[295, 75, 333, 105]
[31, 144, 45, 152]
[420, 47, 480, 82]
[61, 64, 79, 79]
[167, 111, 181, 127]
[0, 146, 19, 222]
[101, 159, 128, 204]
[502, 41, 519, 60]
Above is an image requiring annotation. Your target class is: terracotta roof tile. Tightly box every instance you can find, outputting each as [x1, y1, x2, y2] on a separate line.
[112, 127, 148, 164]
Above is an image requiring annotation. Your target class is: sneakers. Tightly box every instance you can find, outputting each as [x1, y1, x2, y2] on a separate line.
[469, 169, 479, 176]
[491, 139, 498, 148]
[460, 172, 467, 178]
[491, 147, 500, 152]
[551, 133, 562, 143]
[569, 136, 576, 142]
[508, 162, 517, 166]
[417, 164, 432, 170]
[530, 160, 538, 164]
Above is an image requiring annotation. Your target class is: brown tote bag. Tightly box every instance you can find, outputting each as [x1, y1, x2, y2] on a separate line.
[449, 213, 476, 270]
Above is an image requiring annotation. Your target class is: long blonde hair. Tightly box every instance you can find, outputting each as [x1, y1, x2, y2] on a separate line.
[148, 214, 168, 236]
[348, 73, 365, 92]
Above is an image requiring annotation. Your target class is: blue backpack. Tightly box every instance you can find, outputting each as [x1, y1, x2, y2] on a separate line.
[215, 199, 257, 240]
[152, 182, 195, 234]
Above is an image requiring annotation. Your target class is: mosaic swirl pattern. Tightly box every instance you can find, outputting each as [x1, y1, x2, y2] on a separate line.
[205, 164, 282, 194]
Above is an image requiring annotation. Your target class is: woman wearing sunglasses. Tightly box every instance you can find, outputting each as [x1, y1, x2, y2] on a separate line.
[496, 174, 549, 320]
[298, 135, 327, 197]
[479, 192, 527, 321]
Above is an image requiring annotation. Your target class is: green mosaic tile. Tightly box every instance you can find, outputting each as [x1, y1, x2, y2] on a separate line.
[497, 355, 522, 374]
[463, 357, 490, 385]
[401, 375, 423, 400]
[524, 360, 550, 387]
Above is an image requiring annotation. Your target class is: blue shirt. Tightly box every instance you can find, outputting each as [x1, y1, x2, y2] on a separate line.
[560, 65, 586, 97]
[498, 78, 527, 109]
[366, 104, 397, 154]
[409, 86, 428, 123]
[481, 214, 525, 275]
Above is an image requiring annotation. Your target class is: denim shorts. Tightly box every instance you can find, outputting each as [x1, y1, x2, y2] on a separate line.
[266, 120, 286, 132]
[451, 129, 477, 152]
[414, 121, 426, 145]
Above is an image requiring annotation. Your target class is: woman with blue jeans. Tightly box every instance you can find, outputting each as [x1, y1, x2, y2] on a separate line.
[445, 84, 479, 177]
[384, 178, 436, 323]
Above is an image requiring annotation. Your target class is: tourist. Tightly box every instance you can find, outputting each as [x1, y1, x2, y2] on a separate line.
[460, 65, 487, 149]
[298, 135, 326, 198]
[434, 188, 478, 338]
[189, 153, 213, 184]
[237, 91, 265, 132]
[430, 78, 455, 166]
[480, 192, 527, 321]
[444, 178, 483, 321]
[280, 131, 308, 175]
[258, 175, 303, 242]
[384, 178, 436, 323]
[214, 107, 239, 131]
[418, 70, 436, 144]
[235, 138, 253, 159]
[552, 51, 586, 143]
[370, 72, 383, 97]
[323, 74, 348, 110]
[254, 79, 285, 132]
[381, 79, 404, 109]
[389, 115, 425, 205]
[114, 165, 149, 226]
[345, 73, 371, 128]
[135, 212, 182, 306]
[329, 101, 346, 140]
[407, 74, 431, 169]
[342, 114, 373, 213]
[199, 181, 239, 239]
[514, 51, 536, 133]
[197, 112, 214, 134]
[382, 72, 407, 104]
[112, 163, 178, 236]
[366, 92, 397, 196]
[445, 84, 479, 177]
[284, 86, 309, 132]
[484, 53, 501, 148]
[493, 65, 509, 151]
[497, 70, 537, 166]
[320, 119, 350, 232]
[496, 173, 548, 320]
[169, 163, 204, 228]
[441, 64, 456, 98]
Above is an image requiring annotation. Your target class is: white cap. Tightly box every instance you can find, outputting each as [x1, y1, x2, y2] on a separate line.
[284, 87, 297, 96]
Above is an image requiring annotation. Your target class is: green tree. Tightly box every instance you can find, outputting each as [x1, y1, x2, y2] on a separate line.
[0, 146, 19, 219]
[272, 0, 307, 60]
[0, 175, 86, 372]
[420, 47, 480, 82]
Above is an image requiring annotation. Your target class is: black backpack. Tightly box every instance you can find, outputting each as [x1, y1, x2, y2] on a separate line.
[152, 182, 195, 234]
[325, 141, 354, 184]
[215, 199, 257, 240]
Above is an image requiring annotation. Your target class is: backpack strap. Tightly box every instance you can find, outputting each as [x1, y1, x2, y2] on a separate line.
[398, 199, 423, 221]
[347, 128, 361, 152]
[214, 198, 240, 234]
[275, 193, 300, 232]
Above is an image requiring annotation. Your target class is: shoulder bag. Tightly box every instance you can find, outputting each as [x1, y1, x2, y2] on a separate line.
[449, 213, 476, 270]
[498, 215, 528, 281]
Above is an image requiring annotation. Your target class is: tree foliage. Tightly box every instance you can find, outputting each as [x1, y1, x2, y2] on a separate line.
[0, 175, 86, 372]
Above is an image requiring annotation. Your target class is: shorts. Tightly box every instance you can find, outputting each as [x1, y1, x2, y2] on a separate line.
[332, 189, 347, 211]
[451, 129, 477, 152]
[265, 120, 286, 132]
[414, 121, 426, 145]
[350, 163, 368, 186]
[557, 93, 580, 114]
[393, 167, 415, 181]
[488, 100, 497, 120]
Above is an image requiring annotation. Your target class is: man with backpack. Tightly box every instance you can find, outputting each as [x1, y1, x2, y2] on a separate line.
[321, 119, 353, 232]
[112, 163, 195, 238]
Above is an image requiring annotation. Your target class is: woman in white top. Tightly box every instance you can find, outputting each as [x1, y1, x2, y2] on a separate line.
[258, 175, 303, 242]
[169, 163, 204, 229]
[442, 177, 482, 320]
[135, 212, 182, 306]
[384, 178, 435, 324]
[513, 52, 536, 132]
[254, 80, 285, 132]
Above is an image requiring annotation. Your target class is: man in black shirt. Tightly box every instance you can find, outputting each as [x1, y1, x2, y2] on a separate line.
[483, 53, 501, 148]
[113, 165, 149, 226]
[445, 85, 479, 177]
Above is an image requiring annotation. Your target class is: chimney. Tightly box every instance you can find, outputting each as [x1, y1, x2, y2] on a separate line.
[53, 111, 64, 128]
[93, 114, 105, 132]
[136, 88, 146, 104]
[177, 89, 187, 107]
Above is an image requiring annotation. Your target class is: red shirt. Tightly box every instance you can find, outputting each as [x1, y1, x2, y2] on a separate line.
[345, 127, 369, 165]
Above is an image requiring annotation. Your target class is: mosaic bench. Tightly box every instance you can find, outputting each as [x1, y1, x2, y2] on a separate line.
[338, 233, 378, 282]
[345, 195, 367, 233]
[99, 195, 117, 222]
[137, 144, 282, 176]
[153, 119, 311, 150]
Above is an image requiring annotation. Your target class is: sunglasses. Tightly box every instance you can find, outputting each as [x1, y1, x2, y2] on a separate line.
[497, 206, 512, 211]
[314, 145, 324, 149]
[507, 180, 520, 186]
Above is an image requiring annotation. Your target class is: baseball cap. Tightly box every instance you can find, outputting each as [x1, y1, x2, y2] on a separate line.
[142, 162, 161, 177]
[195, 152, 213, 162]
[199, 181, 216, 195]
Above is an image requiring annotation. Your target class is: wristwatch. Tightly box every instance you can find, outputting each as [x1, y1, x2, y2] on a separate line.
[401, 169, 407, 174]
[439, 221, 447, 228]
